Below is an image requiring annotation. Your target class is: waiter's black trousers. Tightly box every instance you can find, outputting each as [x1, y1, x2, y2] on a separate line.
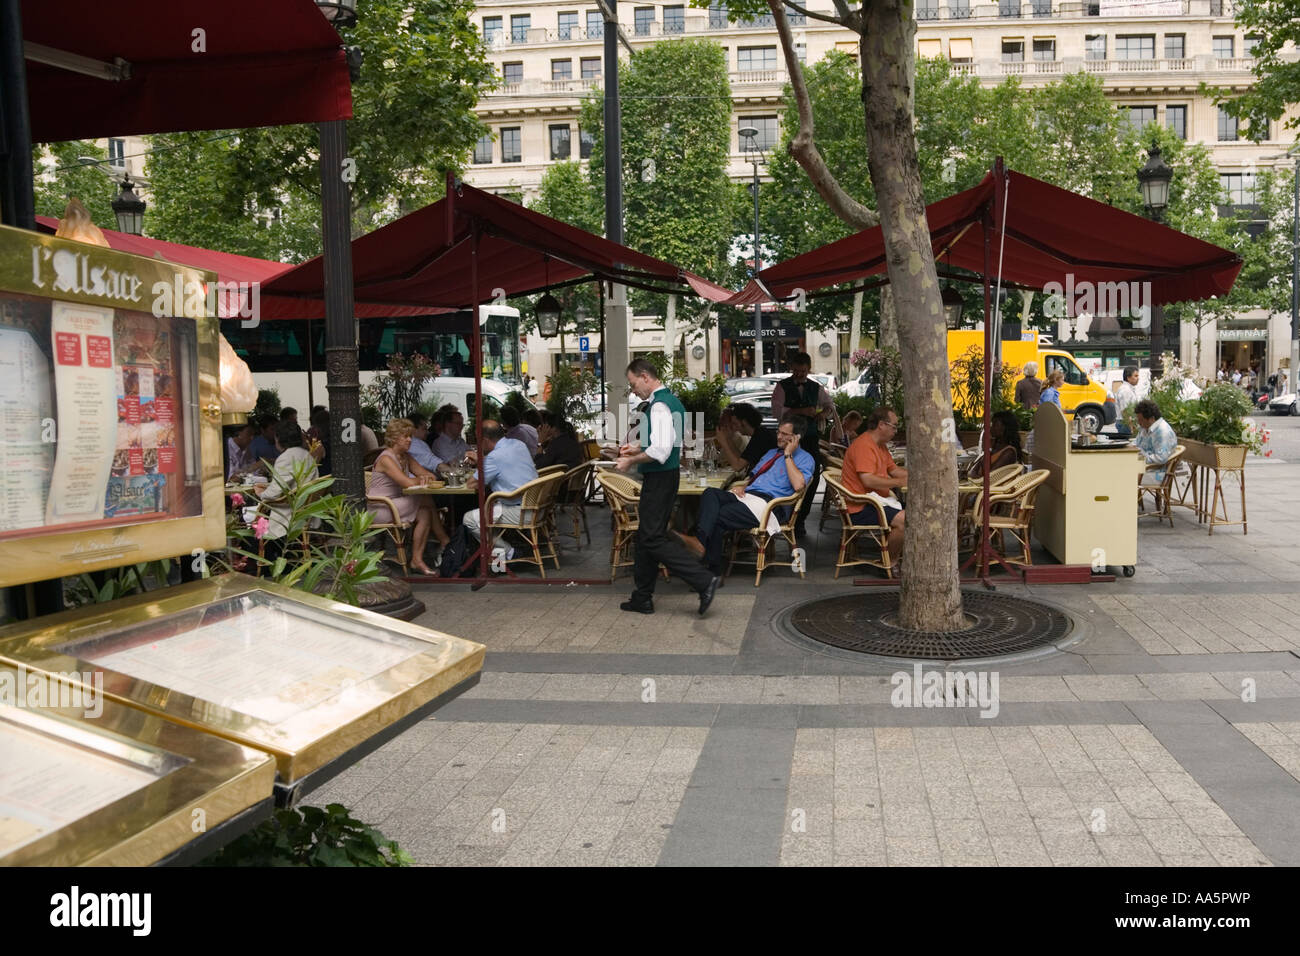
[632, 469, 714, 603]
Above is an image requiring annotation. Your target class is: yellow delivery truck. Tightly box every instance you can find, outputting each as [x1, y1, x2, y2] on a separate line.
[948, 330, 1112, 432]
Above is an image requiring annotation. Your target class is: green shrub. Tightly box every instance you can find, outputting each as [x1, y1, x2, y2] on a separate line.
[672, 375, 731, 431]
[199, 804, 411, 867]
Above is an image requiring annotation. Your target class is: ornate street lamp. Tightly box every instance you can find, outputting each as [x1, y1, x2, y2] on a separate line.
[739, 125, 766, 374]
[1137, 141, 1172, 222]
[110, 174, 145, 235]
[942, 284, 965, 329]
[535, 292, 562, 338]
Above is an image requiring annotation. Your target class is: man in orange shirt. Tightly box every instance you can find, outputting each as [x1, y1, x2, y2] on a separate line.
[841, 407, 908, 563]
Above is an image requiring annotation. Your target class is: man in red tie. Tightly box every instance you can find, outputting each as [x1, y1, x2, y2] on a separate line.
[680, 416, 814, 576]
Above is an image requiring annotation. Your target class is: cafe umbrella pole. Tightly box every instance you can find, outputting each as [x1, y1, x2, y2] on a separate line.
[471, 222, 490, 585]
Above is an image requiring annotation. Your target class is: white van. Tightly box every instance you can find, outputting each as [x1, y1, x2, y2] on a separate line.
[420, 377, 532, 422]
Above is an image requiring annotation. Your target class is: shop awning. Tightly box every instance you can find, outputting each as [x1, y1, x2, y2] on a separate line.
[261, 180, 733, 317]
[703, 168, 1243, 308]
[22, 0, 353, 143]
[34, 215, 437, 319]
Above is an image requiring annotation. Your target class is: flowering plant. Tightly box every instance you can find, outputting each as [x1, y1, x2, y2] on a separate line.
[362, 352, 442, 423]
[1241, 419, 1272, 457]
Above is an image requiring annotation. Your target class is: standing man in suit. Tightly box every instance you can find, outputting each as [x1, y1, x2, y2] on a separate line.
[770, 352, 836, 537]
[615, 359, 720, 616]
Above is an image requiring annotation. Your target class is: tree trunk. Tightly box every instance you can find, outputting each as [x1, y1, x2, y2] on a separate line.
[878, 286, 900, 352]
[860, 2, 965, 631]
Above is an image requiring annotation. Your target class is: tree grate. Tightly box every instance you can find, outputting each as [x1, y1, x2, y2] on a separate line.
[788, 590, 1073, 662]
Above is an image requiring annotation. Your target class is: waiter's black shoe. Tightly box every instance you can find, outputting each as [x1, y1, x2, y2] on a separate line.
[620, 599, 654, 615]
[698, 576, 721, 616]
[794, 523, 808, 538]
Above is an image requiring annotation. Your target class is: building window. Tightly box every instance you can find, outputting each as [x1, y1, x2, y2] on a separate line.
[581, 57, 601, 79]
[787, 9, 806, 24]
[1218, 106, 1238, 141]
[949, 0, 971, 19]
[557, 11, 578, 39]
[634, 7, 654, 36]
[664, 5, 685, 33]
[1221, 172, 1256, 206]
[738, 115, 778, 151]
[579, 129, 594, 159]
[587, 10, 603, 38]
[709, 2, 728, 29]
[1033, 39, 1055, 61]
[502, 62, 523, 84]
[1085, 34, 1106, 60]
[501, 127, 522, 163]
[1115, 35, 1154, 60]
[919, 38, 943, 60]
[552, 59, 572, 81]
[949, 38, 974, 64]
[1163, 34, 1184, 60]
[549, 125, 571, 160]
[107, 138, 126, 168]
[482, 16, 502, 44]
[510, 14, 531, 42]
[917, 0, 939, 19]
[999, 0, 1020, 16]
[738, 46, 778, 71]
[1122, 106, 1156, 136]
[1001, 40, 1024, 63]
[472, 134, 493, 165]
[1213, 36, 1234, 59]
[1031, 0, 1051, 15]
[794, 42, 806, 64]
[1166, 105, 1187, 140]
[1245, 34, 1263, 57]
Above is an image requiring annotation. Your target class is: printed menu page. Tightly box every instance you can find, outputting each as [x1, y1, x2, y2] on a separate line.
[43, 303, 117, 525]
[82, 601, 427, 725]
[0, 327, 54, 533]
[0, 715, 163, 855]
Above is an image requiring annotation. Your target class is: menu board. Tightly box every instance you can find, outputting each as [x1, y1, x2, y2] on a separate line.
[0, 291, 200, 538]
[63, 594, 431, 725]
[0, 712, 168, 855]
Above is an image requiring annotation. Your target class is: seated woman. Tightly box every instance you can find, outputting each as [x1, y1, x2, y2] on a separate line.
[839, 410, 864, 441]
[1039, 368, 1065, 407]
[244, 419, 319, 546]
[964, 410, 1022, 479]
[367, 418, 451, 575]
[533, 411, 584, 470]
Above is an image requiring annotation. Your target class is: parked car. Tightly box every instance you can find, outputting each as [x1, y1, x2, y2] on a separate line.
[724, 376, 776, 397]
[1268, 391, 1298, 416]
[838, 369, 881, 400]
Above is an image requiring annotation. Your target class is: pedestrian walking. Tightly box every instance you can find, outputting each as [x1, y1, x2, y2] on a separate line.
[615, 359, 720, 616]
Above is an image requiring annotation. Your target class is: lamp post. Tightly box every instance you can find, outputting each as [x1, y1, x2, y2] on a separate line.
[942, 284, 965, 330]
[739, 126, 765, 375]
[110, 174, 146, 235]
[1138, 141, 1173, 377]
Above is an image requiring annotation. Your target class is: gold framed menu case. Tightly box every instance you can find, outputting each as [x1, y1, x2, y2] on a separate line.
[0, 664, 275, 866]
[0, 224, 224, 586]
[0, 574, 486, 797]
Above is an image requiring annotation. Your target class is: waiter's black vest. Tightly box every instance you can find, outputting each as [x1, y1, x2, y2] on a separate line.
[779, 376, 824, 455]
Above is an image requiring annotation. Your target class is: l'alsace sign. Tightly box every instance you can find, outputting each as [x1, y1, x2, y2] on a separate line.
[9, 230, 214, 318]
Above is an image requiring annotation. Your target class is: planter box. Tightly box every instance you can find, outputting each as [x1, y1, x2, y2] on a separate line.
[1181, 438, 1247, 470]
[957, 429, 982, 449]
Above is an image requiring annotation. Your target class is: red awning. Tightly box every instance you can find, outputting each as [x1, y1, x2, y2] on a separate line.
[261, 182, 731, 317]
[22, 0, 352, 143]
[704, 169, 1242, 308]
[35, 215, 437, 319]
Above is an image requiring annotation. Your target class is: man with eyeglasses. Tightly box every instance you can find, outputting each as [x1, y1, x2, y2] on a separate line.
[840, 407, 908, 567]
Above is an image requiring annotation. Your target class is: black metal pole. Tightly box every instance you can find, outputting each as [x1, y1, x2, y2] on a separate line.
[0, 0, 36, 229]
[603, 3, 621, 245]
[1148, 206, 1164, 378]
[752, 158, 763, 374]
[318, 119, 362, 500]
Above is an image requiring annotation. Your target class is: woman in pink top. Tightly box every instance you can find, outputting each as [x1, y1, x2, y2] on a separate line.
[368, 419, 450, 575]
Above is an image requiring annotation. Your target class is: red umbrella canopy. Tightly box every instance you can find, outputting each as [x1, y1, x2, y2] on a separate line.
[711, 169, 1241, 309]
[22, 0, 352, 142]
[261, 183, 732, 316]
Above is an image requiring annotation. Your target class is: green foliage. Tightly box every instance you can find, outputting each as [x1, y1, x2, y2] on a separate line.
[63, 559, 176, 608]
[31, 141, 118, 229]
[1181, 383, 1257, 447]
[642, 350, 687, 383]
[221, 464, 389, 605]
[199, 803, 411, 867]
[253, 388, 282, 422]
[671, 375, 731, 431]
[850, 348, 905, 422]
[949, 348, 1018, 431]
[1208, 1, 1300, 140]
[361, 353, 442, 423]
[526, 163, 602, 336]
[545, 362, 599, 424]
[147, 0, 496, 258]
[833, 394, 878, 420]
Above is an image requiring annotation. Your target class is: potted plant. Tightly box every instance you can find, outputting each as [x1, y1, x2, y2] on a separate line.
[948, 347, 1019, 447]
[672, 374, 730, 435]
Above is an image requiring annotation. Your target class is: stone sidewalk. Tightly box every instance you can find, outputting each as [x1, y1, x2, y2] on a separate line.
[316, 436, 1300, 866]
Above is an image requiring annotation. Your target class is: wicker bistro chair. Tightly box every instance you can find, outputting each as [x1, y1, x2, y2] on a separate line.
[363, 469, 411, 574]
[1138, 444, 1187, 528]
[595, 471, 644, 582]
[536, 464, 568, 478]
[965, 469, 1050, 571]
[823, 474, 894, 579]
[818, 466, 844, 532]
[725, 485, 809, 587]
[957, 463, 1024, 547]
[552, 460, 596, 548]
[484, 471, 568, 578]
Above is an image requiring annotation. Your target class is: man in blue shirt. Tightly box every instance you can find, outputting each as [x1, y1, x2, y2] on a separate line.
[407, 412, 446, 474]
[1135, 399, 1178, 486]
[682, 416, 815, 576]
[247, 415, 279, 468]
[463, 420, 539, 557]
